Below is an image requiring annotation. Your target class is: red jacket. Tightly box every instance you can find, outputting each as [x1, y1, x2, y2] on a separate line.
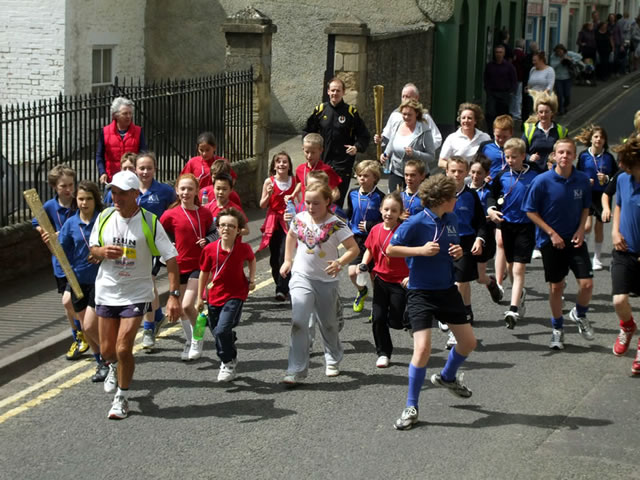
[103, 120, 142, 181]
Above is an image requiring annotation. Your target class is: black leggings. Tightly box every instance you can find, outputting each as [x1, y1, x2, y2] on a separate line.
[269, 224, 290, 295]
[371, 276, 408, 357]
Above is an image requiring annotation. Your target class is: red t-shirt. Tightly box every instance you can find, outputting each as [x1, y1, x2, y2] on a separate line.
[199, 185, 242, 208]
[295, 161, 342, 199]
[204, 200, 247, 224]
[200, 239, 255, 306]
[364, 223, 409, 284]
[181, 155, 237, 189]
[160, 206, 213, 274]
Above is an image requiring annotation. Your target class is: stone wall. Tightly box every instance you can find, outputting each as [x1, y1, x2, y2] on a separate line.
[0, 0, 66, 104]
[0, 222, 50, 283]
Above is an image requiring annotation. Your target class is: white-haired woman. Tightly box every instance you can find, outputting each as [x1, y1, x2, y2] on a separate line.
[96, 97, 147, 184]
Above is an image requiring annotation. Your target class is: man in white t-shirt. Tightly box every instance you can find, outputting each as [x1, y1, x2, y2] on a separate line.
[89, 170, 182, 419]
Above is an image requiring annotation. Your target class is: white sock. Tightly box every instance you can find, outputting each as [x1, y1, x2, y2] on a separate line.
[594, 242, 602, 258]
[181, 319, 192, 341]
[116, 387, 127, 397]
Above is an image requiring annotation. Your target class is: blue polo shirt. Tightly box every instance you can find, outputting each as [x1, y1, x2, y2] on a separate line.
[454, 186, 479, 237]
[104, 179, 176, 217]
[346, 187, 383, 235]
[470, 184, 490, 212]
[58, 211, 100, 284]
[523, 167, 591, 247]
[32, 195, 75, 278]
[490, 165, 539, 223]
[402, 190, 423, 216]
[481, 141, 507, 181]
[577, 149, 618, 193]
[616, 172, 640, 255]
[390, 208, 459, 290]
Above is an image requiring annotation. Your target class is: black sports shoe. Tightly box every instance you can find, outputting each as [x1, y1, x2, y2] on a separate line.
[92, 362, 109, 383]
[394, 406, 418, 430]
[486, 275, 504, 303]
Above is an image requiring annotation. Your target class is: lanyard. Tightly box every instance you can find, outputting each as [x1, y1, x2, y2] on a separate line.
[378, 225, 395, 262]
[589, 147, 603, 173]
[497, 143, 507, 171]
[213, 240, 234, 281]
[357, 190, 372, 221]
[55, 207, 70, 230]
[116, 208, 140, 241]
[504, 166, 529, 199]
[423, 209, 444, 243]
[78, 220, 91, 249]
[181, 205, 202, 239]
[404, 191, 419, 211]
[303, 163, 319, 186]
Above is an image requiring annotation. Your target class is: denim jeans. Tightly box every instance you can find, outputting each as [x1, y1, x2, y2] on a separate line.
[207, 298, 244, 363]
[554, 78, 572, 114]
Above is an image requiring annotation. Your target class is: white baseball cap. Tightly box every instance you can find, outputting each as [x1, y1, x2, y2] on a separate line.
[107, 170, 141, 191]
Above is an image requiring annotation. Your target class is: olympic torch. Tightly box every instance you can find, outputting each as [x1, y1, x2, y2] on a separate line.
[374, 85, 384, 161]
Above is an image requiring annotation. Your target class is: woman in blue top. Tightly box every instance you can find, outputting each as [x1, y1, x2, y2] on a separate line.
[522, 90, 568, 170]
[576, 125, 618, 271]
[58, 181, 108, 382]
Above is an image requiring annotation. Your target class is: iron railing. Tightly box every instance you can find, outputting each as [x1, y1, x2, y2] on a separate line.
[0, 68, 254, 226]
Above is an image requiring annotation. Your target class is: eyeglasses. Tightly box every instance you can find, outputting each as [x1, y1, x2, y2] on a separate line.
[219, 223, 237, 229]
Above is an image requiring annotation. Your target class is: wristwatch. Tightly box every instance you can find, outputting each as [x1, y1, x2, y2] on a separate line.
[169, 290, 180, 297]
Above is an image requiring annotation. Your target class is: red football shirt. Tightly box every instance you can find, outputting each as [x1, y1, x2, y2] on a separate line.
[295, 161, 342, 199]
[160, 206, 213, 273]
[200, 239, 255, 306]
[364, 222, 409, 284]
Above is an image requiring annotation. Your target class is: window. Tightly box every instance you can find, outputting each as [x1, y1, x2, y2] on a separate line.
[92, 47, 113, 93]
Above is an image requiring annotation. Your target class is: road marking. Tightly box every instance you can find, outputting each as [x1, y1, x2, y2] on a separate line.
[0, 275, 276, 423]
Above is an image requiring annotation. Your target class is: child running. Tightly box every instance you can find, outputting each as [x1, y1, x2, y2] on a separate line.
[479, 114, 514, 181]
[575, 125, 618, 270]
[181, 132, 235, 190]
[345, 160, 385, 314]
[388, 174, 476, 431]
[258, 151, 296, 301]
[361, 191, 409, 368]
[160, 174, 214, 361]
[401, 159, 427, 219]
[279, 182, 359, 384]
[33, 164, 88, 360]
[205, 173, 249, 236]
[487, 138, 541, 328]
[58, 181, 107, 381]
[198, 157, 243, 207]
[197, 208, 256, 382]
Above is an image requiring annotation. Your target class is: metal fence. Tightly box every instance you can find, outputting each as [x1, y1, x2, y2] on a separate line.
[0, 68, 254, 226]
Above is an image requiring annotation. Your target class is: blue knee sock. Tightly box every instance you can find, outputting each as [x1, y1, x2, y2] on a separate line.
[406, 363, 427, 408]
[143, 321, 155, 331]
[441, 347, 467, 382]
[70, 329, 78, 341]
[576, 303, 588, 317]
[93, 353, 101, 364]
[551, 316, 564, 330]
[73, 319, 82, 331]
[154, 308, 164, 324]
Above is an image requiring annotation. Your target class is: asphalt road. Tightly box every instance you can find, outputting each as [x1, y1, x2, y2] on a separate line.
[1, 85, 640, 480]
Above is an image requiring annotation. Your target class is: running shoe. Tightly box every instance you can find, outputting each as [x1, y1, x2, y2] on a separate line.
[76, 331, 90, 353]
[519, 288, 527, 319]
[353, 286, 368, 312]
[92, 362, 109, 383]
[592, 256, 603, 271]
[217, 359, 237, 382]
[282, 373, 305, 385]
[108, 395, 129, 420]
[66, 340, 81, 360]
[613, 323, 637, 356]
[104, 363, 118, 393]
[180, 340, 191, 361]
[504, 311, 520, 329]
[394, 406, 419, 431]
[569, 307, 595, 341]
[142, 328, 155, 350]
[532, 249, 542, 259]
[187, 338, 204, 361]
[445, 331, 457, 350]
[438, 321, 450, 333]
[549, 329, 565, 350]
[376, 355, 390, 368]
[430, 372, 472, 398]
[275, 291, 286, 302]
[486, 275, 504, 303]
[325, 364, 340, 377]
[632, 344, 640, 375]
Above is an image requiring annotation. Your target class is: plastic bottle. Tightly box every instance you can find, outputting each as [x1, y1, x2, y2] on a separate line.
[201, 190, 209, 205]
[356, 263, 368, 287]
[285, 200, 296, 217]
[193, 310, 208, 341]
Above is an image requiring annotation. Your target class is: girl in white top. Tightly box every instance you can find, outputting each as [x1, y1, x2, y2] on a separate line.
[438, 103, 491, 168]
[279, 182, 359, 385]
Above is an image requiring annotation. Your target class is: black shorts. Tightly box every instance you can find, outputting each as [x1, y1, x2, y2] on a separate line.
[476, 223, 496, 263]
[95, 303, 151, 319]
[180, 269, 200, 285]
[55, 276, 67, 294]
[611, 249, 640, 295]
[540, 240, 593, 284]
[350, 234, 373, 268]
[406, 286, 468, 332]
[66, 283, 96, 313]
[501, 222, 536, 264]
[454, 235, 479, 283]
[590, 190, 604, 221]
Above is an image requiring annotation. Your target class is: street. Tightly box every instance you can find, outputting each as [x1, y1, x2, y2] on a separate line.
[1, 83, 640, 479]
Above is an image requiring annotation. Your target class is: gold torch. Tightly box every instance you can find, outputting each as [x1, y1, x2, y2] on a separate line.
[374, 85, 384, 162]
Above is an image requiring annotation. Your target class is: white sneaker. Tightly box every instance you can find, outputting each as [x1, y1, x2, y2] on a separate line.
[569, 307, 595, 341]
[438, 321, 449, 333]
[504, 310, 520, 329]
[103, 363, 117, 393]
[549, 329, 565, 349]
[532, 249, 542, 259]
[217, 359, 237, 382]
[187, 338, 203, 360]
[376, 355, 390, 368]
[142, 328, 155, 350]
[180, 339, 191, 361]
[282, 373, 305, 385]
[108, 395, 128, 420]
[325, 364, 340, 377]
[592, 256, 603, 271]
[446, 331, 457, 350]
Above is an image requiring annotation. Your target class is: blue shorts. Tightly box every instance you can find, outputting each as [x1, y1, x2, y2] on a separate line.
[95, 303, 151, 319]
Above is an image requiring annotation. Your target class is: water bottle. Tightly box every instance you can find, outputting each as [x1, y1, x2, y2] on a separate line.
[193, 310, 208, 341]
[201, 190, 209, 205]
[356, 264, 368, 287]
[285, 200, 296, 217]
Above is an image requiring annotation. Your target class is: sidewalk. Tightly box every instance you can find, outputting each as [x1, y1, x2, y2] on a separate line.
[1, 71, 637, 385]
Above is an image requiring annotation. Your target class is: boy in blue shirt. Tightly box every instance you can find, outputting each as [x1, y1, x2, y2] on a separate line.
[345, 160, 384, 313]
[487, 138, 542, 328]
[400, 159, 428, 219]
[479, 114, 514, 182]
[388, 174, 476, 431]
[609, 136, 640, 375]
[523, 138, 594, 350]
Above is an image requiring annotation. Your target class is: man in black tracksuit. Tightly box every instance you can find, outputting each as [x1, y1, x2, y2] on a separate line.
[303, 77, 371, 208]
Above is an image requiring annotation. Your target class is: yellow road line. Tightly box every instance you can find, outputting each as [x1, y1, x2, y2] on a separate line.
[0, 276, 275, 423]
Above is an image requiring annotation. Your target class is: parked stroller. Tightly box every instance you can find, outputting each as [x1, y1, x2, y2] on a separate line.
[569, 51, 597, 86]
